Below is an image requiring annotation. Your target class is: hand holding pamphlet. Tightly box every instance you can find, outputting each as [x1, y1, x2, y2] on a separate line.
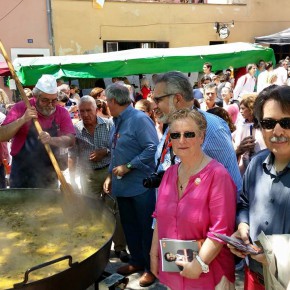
[160, 238, 201, 272]
[213, 232, 263, 255]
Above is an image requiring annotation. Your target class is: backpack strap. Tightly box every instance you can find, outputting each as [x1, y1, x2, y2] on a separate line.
[243, 75, 248, 87]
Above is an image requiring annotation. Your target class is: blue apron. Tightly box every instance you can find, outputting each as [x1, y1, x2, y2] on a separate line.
[10, 120, 59, 189]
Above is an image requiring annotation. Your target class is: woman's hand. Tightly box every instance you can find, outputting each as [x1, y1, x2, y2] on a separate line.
[176, 258, 203, 279]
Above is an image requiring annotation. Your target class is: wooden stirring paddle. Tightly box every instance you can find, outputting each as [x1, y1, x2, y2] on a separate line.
[0, 40, 77, 203]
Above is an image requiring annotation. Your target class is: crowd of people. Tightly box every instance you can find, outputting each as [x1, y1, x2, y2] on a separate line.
[1, 58, 290, 290]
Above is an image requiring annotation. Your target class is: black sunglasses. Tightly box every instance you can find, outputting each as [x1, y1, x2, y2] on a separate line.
[170, 131, 196, 139]
[260, 118, 290, 130]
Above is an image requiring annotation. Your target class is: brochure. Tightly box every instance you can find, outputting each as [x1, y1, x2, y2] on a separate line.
[159, 238, 200, 272]
[213, 232, 263, 255]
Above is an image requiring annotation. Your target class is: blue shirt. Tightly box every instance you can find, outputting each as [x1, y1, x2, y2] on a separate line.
[110, 105, 159, 197]
[237, 149, 290, 274]
[156, 109, 242, 201]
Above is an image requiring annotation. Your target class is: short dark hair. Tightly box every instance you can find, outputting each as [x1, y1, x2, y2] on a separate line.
[200, 75, 212, 84]
[254, 85, 290, 122]
[204, 62, 212, 70]
[265, 61, 273, 70]
[207, 107, 236, 133]
[203, 82, 217, 93]
[164, 252, 175, 262]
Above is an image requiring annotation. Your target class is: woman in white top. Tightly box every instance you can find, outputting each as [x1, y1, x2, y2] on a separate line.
[234, 93, 266, 176]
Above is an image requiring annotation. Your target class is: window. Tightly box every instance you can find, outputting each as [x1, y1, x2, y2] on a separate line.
[104, 41, 169, 52]
[11, 48, 50, 61]
[209, 41, 226, 45]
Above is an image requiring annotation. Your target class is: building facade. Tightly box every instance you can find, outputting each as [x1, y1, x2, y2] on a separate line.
[0, 0, 53, 99]
[51, 0, 290, 56]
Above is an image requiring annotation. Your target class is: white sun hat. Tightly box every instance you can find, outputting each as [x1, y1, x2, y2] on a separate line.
[35, 75, 57, 94]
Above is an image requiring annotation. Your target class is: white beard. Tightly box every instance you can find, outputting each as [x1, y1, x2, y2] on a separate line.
[157, 96, 176, 124]
[36, 102, 56, 116]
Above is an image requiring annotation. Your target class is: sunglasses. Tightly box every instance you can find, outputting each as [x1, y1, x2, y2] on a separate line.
[153, 94, 174, 104]
[260, 118, 290, 130]
[170, 131, 196, 139]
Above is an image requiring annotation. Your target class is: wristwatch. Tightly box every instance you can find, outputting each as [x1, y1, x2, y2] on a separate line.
[195, 255, 209, 273]
[126, 162, 132, 169]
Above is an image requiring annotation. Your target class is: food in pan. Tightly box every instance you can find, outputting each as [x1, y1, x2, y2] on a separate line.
[0, 198, 111, 289]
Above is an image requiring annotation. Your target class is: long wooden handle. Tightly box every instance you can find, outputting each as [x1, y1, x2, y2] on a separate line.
[0, 40, 71, 193]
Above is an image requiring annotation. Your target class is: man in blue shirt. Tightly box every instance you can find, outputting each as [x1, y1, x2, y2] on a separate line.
[230, 85, 290, 290]
[153, 71, 242, 201]
[103, 83, 159, 287]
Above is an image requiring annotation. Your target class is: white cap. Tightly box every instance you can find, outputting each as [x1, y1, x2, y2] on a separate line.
[35, 75, 57, 94]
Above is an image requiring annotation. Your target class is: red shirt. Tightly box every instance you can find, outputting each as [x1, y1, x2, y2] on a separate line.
[0, 142, 9, 164]
[141, 86, 151, 99]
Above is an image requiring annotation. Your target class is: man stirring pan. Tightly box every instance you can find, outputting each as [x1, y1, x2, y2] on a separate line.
[0, 75, 75, 188]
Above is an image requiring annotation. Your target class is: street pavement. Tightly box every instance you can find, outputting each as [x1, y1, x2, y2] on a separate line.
[89, 250, 245, 290]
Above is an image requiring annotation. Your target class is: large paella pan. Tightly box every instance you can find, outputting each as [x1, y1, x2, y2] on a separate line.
[0, 188, 115, 290]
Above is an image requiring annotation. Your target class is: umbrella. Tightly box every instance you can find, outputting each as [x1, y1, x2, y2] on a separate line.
[258, 231, 290, 290]
[255, 28, 290, 45]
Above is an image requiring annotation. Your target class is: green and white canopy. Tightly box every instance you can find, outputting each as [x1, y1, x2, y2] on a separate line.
[14, 42, 275, 86]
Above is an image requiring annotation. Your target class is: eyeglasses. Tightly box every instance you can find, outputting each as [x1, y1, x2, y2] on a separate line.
[153, 94, 174, 104]
[39, 97, 58, 105]
[260, 118, 290, 130]
[170, 131, 196, 139]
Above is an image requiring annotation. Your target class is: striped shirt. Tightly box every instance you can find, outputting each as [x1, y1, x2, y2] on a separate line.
[69, 116, 113, 170]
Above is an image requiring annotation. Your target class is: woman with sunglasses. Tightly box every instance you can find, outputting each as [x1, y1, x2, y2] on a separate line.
[150, 108, 236, 290]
